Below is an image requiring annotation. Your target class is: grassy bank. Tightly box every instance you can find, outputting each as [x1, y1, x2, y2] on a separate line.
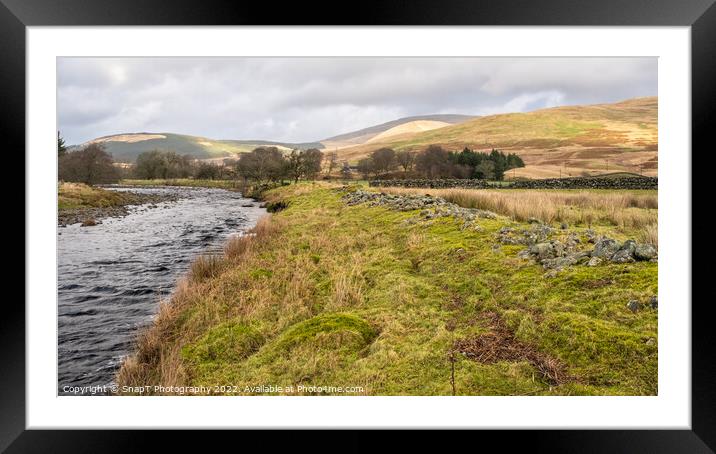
[58, 182, 142, 210]
[117, 182, 657, 395]
[120, 178, 241, 190]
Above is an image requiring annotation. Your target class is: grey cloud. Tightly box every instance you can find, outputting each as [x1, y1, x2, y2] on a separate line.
[57, 57, 657, 145]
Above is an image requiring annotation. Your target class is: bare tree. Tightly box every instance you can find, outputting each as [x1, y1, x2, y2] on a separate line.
[415, 145, 450, 179]
[396, 150, 416, 175]
[325, 150, 339, 176]
[287, 148, 323, 182]
[370, 148, 397, 175]
[236, 147, 287, 183]
[58, 143, 120, 185]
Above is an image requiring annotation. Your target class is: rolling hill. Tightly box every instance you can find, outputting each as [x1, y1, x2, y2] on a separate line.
[73, 98, 657, 178]
[335, 97, 658, 178]
[74, 133, 324, 162]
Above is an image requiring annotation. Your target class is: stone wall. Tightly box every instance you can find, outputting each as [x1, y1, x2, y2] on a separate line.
[507, 177, 657, 190]
[369, 179, 492, 189]
[369, 177, 657, 190]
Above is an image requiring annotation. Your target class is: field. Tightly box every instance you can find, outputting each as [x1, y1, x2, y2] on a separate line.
[117, 182, 657, 396]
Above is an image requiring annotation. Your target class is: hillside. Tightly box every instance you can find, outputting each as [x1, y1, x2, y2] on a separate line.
[366, 120, 451, 143]
[321, 114, 475, 149]
[337, 97, 658, 178]
[76, 133, 324, 162]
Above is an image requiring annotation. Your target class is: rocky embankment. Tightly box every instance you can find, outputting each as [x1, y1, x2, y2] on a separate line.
[341, 189, 496, 230]
[370, 176, 657, 190]
[58, 192, 182, 227]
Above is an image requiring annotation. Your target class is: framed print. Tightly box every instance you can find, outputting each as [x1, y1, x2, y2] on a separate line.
[7, 0, 716, 451]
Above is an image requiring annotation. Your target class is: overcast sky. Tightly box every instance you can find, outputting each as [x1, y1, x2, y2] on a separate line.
[58, 57, 657, 145]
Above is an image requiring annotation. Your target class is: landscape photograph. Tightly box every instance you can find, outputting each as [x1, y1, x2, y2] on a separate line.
[57, 57, 658, 396]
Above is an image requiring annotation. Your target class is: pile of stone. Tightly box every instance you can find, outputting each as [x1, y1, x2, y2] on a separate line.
[341, 189, 496, 225]
[499, 225, 658, 270]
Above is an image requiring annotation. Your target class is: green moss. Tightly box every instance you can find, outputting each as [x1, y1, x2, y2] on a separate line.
[182, 320, 264, 363]
[272, 313, 377, 353]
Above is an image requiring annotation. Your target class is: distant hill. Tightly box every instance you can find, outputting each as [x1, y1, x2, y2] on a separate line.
[73, 133, 324, 162]
[335, 97, 658, 178]
[321, 114, 476, 148]
[72, 99, 657, 178]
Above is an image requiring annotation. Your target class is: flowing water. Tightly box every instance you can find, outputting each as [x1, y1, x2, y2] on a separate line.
[57, 186, 265, 395]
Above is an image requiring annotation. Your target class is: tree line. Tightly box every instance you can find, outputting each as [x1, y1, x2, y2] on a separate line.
[357, 145, 525, 181]
[57, 131, 526, 186]
[57, 132, 326, 185]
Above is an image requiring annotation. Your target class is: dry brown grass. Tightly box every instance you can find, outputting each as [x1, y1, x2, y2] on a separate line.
[379, 186, 657, 240]
[224, 215, 280, 261]
[639, 223, 659, 248]
[115, 281, 194, 391]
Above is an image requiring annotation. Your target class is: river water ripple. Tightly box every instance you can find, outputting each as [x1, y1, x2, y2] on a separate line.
[57, 186, 265, 394]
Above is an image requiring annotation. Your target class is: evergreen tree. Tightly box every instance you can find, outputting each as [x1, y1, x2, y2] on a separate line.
[58, 131, 67, 157]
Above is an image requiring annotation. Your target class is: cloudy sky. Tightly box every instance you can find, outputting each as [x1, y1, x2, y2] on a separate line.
[58, 57, 657, 145]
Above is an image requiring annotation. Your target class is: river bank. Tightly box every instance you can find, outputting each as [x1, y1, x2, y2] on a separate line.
[117, 182, 657, 396]
[58, 182, 181, 226]
[58, 185, 266, 393]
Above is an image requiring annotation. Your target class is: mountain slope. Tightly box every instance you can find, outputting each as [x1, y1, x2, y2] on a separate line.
[337, 97, 658, 177]
[321, 114, 475, 148]
[365, 120, 451, 144]
[76, 133, 324, 162]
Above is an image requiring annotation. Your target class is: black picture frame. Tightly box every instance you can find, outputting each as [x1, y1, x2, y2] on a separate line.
[6, 0, 715, 451]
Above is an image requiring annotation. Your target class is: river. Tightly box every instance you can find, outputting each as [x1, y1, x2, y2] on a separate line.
[57, 186, 265, 395]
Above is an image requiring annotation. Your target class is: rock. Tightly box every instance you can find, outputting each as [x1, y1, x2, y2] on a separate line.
[517, 249, 531, 259]
[646, 337, 656, 346]
[592, 237, 621, 259]
[542, 252, 589, 270]
[565, 233, 581, 249]
[610, 240, 637, 263]
[635, 243, 658, 261]
[610, 250, 635, 263]
[585, 229, 597, 243]
[649, 296, 658, 309]
[586, 256, 602, 267]
[528, 241, 564, 260]
[544, 269, 559, 278]
[627, 300, 641, 313]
